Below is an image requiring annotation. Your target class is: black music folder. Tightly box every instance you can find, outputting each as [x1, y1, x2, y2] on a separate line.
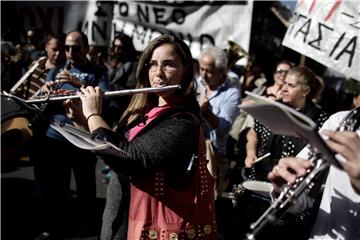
[242, 91, 341, 169]
[50, 120, 128, 158]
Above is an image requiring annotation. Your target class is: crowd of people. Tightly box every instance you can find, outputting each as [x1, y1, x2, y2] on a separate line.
[1, 27, 359, 240]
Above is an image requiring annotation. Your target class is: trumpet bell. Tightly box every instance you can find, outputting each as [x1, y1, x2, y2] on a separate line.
[225, 40, 249, 68]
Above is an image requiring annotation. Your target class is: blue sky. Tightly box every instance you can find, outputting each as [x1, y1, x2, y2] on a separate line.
[279, 0, 297, 13]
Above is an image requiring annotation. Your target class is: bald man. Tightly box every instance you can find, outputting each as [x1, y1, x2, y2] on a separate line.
[32, 31, 108, 239]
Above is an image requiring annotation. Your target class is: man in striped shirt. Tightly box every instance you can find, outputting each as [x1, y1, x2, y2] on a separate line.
[11, 32, 66, 99]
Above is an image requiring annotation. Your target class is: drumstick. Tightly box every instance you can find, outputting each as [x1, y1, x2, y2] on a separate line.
[253, 152, 270, 164]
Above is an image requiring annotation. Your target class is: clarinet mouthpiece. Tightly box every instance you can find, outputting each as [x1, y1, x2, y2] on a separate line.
[63, 60, 71, 70]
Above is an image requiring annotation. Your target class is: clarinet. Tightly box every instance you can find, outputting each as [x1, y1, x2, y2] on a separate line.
[246, 107, 360, 240]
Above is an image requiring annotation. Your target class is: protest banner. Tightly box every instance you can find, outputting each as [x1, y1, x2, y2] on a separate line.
[83, 1, 253, 61]
[282, 0, 359, 81]
[12, 1, 254, 63]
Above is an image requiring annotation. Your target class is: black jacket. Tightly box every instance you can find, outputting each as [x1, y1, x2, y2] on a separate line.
[96, 105, 201, 240]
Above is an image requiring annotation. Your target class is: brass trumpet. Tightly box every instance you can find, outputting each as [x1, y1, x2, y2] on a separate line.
[224, 40, 250, 68]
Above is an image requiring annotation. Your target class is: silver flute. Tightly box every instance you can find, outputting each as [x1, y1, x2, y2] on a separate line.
[23, 85, 181, 104]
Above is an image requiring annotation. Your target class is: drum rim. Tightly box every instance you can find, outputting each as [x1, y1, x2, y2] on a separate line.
[242, 180, 272, 197]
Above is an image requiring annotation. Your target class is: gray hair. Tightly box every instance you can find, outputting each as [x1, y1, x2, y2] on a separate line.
[199, 46, 228, 73]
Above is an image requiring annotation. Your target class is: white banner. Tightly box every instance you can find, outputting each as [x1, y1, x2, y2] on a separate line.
[13, 1, 253, 64]
[282, 0, 360, 81]
[81, 1, 253, 62]
[82, 1, 114, 46]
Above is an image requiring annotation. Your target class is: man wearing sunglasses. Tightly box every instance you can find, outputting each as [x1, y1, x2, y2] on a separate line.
[45, 31, 108, 90]
[33, 31, 109, 240]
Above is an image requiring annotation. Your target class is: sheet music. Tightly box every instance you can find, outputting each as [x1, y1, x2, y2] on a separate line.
[243, 91, 341, 169]
[50, 120, 128, 158]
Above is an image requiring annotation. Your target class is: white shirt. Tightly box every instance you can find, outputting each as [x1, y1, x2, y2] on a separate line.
[296, 110, 360, 240]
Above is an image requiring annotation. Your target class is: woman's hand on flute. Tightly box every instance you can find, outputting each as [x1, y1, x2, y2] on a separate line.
[77, 86, 104, 121]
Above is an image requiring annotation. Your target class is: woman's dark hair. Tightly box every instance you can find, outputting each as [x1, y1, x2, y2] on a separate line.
[112, 32, 137, 61]
[46, 32, 66, 44]
[118, 34, 196, 127]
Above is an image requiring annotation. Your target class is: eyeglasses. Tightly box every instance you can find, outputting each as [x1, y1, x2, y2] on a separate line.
[146, 62, 177, 73]
[275, 69, 289, 75]
[65, 45, 81, 52]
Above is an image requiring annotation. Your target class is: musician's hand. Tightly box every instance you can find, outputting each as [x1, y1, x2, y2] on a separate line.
[63, 99, 86, 126]
[244, 155, 256, 168]
[41, 81, 55, 94]
[268, 157, 311, 193]
[77, 86, 103, 120]
[322, 130, 360, 194]
[55, 69, 82, 87]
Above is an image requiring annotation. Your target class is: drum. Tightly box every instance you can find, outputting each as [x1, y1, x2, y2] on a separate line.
[233, 181, 271, 223]
[232, 180, 317, 240]
[242, 180, 272, 198]
[228, 180, 272, 238]
[1, 95, 33, 163]
[232, 180, 271, 207]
